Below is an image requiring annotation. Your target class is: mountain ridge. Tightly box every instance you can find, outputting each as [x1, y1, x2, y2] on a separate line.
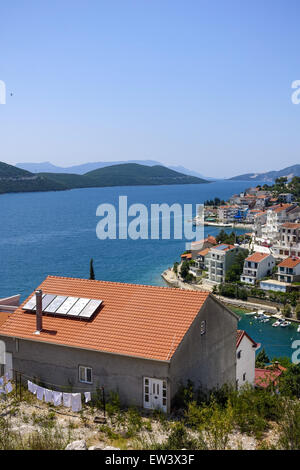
[228, 164, 300, 182]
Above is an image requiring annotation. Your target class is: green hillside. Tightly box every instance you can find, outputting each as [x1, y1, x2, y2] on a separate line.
[0, 161, 32, 178]
[85, 163, 208, 186]
[0, 161, 209, 194]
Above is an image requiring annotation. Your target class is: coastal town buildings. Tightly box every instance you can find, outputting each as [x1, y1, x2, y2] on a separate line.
[272, 222, 300, 259]
[240, 252, 275, 285]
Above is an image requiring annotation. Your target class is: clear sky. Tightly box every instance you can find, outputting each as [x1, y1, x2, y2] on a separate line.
[1, 0, 300, 178]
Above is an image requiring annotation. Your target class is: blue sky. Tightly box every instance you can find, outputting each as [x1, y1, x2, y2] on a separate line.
[0, 0, 300, 177]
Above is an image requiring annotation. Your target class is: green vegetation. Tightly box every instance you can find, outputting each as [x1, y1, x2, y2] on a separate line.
[225, 250, 249, 283]
[204, 197, 225, 206]
[255, 348, 270, 368]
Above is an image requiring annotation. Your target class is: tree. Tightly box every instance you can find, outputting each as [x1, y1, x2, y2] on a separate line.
[89, 258, 95, 280]
[255, 348, 270, 368]
[173, 262, 179, 274]
[181, 261, 190, 279]
[282, 304, 292, 318]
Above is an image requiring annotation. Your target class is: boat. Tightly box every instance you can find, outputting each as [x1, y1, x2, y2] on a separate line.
[280, 321, 291, 328]
[245, 311, 257, 316]
[272, 320, 282, 327]
[297, 325, 300, 333]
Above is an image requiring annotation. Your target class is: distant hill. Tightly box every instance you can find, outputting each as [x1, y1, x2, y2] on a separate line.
[0, 162, 66, 194]
[39, 164, 209, 190]
[16, 160, 213, 179]
[229, 164, 300, 182]
[0, 161, 208, 194]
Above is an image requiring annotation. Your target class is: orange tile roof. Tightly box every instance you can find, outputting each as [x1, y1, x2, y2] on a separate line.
[0, 276, 211, 362]
[0, 312, 11, 327]
[245, 252, 270, 263]
[197, 248, 211, 257]
[255, 368, 283, 389]
[181, 252, 192, 259]
[278, 256, 300, 268]
[281, 222, 300, 229]
[269, 204, 293, 213]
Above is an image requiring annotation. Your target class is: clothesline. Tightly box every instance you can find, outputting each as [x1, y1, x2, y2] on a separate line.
[13, 369, 102, 393]
[27, 379, 90, 412]
[0, 374, 14, 396]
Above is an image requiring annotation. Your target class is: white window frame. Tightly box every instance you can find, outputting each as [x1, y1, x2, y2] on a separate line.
[78, 365, 93, 384]
[200, 320, 206, 335]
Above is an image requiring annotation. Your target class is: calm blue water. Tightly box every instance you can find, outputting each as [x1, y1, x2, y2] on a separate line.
[0, 180, 251, 300]
[237, 311, 299, 361]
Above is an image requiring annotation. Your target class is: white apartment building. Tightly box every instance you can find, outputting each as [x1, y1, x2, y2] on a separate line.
[240, 252, 275, 285]
[277, 256, 300, 284]
[206, 244, 246, 284]
[272, 222, 300, 259]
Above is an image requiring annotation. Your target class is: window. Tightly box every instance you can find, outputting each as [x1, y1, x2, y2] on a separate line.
[200, 320, 206, 335]
[237, 350, 241, 359]
[79, 365, 92, 384]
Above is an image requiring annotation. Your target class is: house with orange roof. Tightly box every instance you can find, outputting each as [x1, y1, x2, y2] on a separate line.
[277, 256, 300, 284]
[240, 252, 275, 285]
[0, 276, 239, 412]
[255, 363, 286, 390]
[236, 330, 260, 389]
[0, 295, 20, 378]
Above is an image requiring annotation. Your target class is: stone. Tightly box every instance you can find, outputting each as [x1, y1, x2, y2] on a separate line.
[65, 440, 87, 450]
[88, 444, 105, 450]
[103, 446, 121, 450]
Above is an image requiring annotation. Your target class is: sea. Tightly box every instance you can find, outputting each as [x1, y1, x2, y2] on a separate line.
[0, 180, 298, 360]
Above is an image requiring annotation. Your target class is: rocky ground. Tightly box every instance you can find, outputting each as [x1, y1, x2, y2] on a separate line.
[0, 392, 281, 450]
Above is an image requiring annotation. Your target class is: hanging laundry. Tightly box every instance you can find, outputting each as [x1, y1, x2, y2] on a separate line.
[36, 385, 45, 401]
[84, 392, 91, 403]
[0, 377, 3, 386]
[71, 393, 82, 412]
[5, 382, 13, 394]
[27, 380, 33, 393]
[31, 383, 38, 395]
[53, 391, 62, 407]
[44, 389, 53, 403]
[63, 392, 72, 408]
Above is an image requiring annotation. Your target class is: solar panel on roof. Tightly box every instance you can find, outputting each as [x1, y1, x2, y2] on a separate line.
[40, 294, 57, 311]
[67, 297, 90, 316]
[79, 299, 102, 318]
[23, 295, 37, 311]
[45, 295, 67, 313]
[56, 297, 79, 315]
[216, 244, 228, 250]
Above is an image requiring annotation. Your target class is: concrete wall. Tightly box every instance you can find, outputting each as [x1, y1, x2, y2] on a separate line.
[169, 296, 237, 399]
[0, 336, 170, 410]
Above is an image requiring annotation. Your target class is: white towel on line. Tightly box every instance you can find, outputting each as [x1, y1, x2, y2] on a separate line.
[0, 377, 3, 386]
[31, 383, 38, 395]
[53, 391, 62, 406]
[44, 388, 53, 403]
[27, 380, 33, 393]
[36, 385, 45, 401]
[71, 393, 82, 412]
[84, 392, 91, 403]
[63, 392, 72, 408]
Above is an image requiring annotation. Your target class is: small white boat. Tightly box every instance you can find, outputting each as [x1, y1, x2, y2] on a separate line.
[297, 325, 300, 333]
[280, 321, 291, 328]
[245, 311, 256, 316]
[272, 320, 282, 327]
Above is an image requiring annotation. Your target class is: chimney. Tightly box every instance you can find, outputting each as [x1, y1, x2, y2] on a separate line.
[35, 289, 43, 335]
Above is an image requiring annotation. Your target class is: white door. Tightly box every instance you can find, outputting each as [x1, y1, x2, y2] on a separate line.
[143, 377, 167, 412]
[5, 352, 13, 380]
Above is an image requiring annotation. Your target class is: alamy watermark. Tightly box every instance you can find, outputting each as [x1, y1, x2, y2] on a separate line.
[96, 197, 204, 249]
[291, 80, 300, 104]
[0, 80, 6, 104]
